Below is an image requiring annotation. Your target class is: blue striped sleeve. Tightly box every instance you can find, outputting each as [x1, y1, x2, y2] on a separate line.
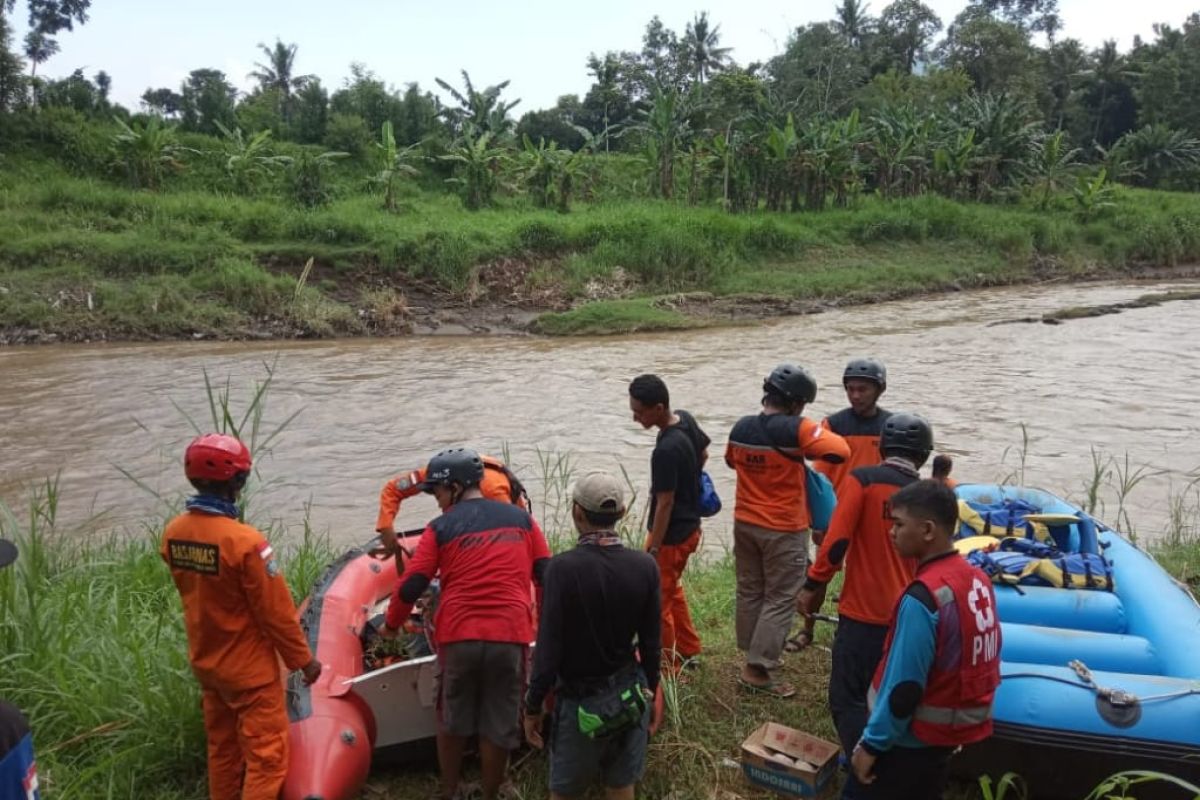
[861, 592, 937, 753]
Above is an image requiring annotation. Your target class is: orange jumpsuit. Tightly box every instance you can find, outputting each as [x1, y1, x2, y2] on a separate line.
[815, 407, 892, 493]
[162, 510, 313, 800]
[375, 455, 524, 532]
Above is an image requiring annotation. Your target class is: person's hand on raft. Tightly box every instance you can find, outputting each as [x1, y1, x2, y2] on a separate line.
[301, 659, 323, 686]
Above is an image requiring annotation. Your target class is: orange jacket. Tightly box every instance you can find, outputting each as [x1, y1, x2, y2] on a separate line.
[161, 510, 313, 692]
[376, 455, 524, 531]
[814, 407, 891, 492]
[806, 463, 918, 625]
[725, 413, 850, 531]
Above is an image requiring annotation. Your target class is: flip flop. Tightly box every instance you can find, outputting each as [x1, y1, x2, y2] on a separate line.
[783, 629, 814, 653]
[738, 676, 797, 699]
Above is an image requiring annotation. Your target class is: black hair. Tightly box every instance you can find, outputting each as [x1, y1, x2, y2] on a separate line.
[188, 474, 246, 497]
[582, 507, 625, 528]
[761, 385, 803, 414]
[889, 479, 958, 533]
[629, 374, 670, 409]
[932, 454, 954, 477]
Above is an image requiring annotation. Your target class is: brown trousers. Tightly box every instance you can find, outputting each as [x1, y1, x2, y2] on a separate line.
[733, 520, 809, 675]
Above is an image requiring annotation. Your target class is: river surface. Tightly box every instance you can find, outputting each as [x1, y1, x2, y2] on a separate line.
[2, 279, 1199, 549]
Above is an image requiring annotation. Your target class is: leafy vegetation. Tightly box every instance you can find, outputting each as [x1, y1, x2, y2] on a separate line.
[3, 3, 1200, 339]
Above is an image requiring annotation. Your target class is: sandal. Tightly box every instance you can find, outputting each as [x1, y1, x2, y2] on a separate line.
[738, 676, 797, 699]
[783, 629, 814, 653]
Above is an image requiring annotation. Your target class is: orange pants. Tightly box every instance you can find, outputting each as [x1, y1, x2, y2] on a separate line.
[201, 682, 289, 800]
[654, 529, 702, 668]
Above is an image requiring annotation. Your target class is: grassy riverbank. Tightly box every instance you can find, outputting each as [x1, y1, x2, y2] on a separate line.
[3, 155, 1200, 341]
[2, 478, 1198, 799]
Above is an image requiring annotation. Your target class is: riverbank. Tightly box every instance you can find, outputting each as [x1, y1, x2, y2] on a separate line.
[4, 159, 1200, 342]
[1, 480, 1197, 799]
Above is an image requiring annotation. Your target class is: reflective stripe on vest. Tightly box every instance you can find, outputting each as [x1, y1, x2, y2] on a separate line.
[867, 685, 993, 726]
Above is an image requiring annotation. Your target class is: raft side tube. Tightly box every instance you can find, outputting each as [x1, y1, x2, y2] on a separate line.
[994, 584, 1126, 633]
[999, 623, 1159, 674]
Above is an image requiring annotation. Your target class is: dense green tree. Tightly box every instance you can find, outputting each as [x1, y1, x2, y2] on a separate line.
[323, 111, 372, 158]
[395, 83, 442, 145]
[940, 6, 1039, 97]
[768, 23, 867, 117]
[6, 0, 89, 84]
[292, 79, 329, 143]
[179, 69, 238, 135]
[0, 13, 25, 110]
[975, 0, 1061, 39]
[1075, 40, 1138, 146]
[142, 87, 183, 118]
[875, 0, 942, 74]
[330, 64, 399, 136]
[516, 95, 586, 150]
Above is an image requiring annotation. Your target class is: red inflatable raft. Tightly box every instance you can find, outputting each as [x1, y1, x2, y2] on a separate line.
[282, 537, 664, 800]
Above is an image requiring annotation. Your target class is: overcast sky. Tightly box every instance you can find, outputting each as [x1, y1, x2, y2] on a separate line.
[8, 0, 1198, 112]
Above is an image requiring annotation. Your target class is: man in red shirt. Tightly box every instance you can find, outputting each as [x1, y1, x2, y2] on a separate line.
[383, 448, 551, 800]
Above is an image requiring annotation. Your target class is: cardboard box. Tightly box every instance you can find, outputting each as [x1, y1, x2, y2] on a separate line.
[740, 722, 840, 798]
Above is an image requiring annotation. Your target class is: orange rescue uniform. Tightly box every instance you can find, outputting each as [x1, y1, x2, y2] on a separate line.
[162, 509, 313, 800]
[806, 463, 919, 625]
[815, 407, 892, 493]
[376, 455, 524, 532]
[725, 414, 851, 531]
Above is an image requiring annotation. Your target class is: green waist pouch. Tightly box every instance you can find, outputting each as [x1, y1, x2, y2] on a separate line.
[575, 672, 649, 739]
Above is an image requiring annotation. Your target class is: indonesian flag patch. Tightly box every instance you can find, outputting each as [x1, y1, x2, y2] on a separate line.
[257, 542, 281, 578]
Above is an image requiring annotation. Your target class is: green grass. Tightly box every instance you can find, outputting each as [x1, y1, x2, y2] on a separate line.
[4, 153, 1200, 339]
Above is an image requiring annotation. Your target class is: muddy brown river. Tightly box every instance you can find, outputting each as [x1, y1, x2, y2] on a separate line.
[2, 279, 1198, 549]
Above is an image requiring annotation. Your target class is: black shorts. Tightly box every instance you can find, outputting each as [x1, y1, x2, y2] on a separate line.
[549, 694, 650, 795]
[436, 640, 526, 750]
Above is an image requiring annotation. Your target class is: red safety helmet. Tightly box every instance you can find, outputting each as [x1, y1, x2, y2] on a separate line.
[184, 433, 252, 482]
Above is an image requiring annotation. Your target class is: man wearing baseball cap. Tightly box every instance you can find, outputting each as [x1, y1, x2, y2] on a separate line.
[1, 538, 41, 799]
[524, 470, 661, 800]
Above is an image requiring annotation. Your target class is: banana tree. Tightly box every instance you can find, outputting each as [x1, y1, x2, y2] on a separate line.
[763, 113, 798, 211]
[374, 120, 423, 211]
[932, 128, 978, 200]
[111, 116, 193, 190]
[440, 129, 509, 210]
[214, 121, 291, 195]
[1026, 130, 1081, 209]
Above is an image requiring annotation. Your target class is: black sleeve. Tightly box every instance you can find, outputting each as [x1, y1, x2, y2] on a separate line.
[637, 559, 662, 694]
[650, 441, 679, 493]
[526, 559, 564, 712]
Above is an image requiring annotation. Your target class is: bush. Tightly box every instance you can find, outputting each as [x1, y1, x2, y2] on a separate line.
[323, 113, 372, 160]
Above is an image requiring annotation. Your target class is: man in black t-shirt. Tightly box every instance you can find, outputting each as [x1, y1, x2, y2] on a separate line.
[524, 470, 660, 799]
[629, 374, 710, 672]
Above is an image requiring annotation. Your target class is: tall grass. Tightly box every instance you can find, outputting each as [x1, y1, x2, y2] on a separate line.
[5, 152, 1200, 339]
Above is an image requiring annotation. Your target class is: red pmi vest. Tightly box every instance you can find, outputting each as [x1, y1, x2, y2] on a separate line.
[873, 553, 1002, 747]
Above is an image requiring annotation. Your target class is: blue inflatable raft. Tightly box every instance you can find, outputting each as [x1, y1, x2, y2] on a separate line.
[951, 485, 1200, 798]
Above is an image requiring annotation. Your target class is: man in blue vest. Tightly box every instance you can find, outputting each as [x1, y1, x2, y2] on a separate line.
[0, 537, 41, 800]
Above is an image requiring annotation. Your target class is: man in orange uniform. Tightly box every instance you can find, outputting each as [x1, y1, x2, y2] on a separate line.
[726, 364, 850, 697]
[162, 433, 322, 800]
[797, 413, 934, 762]
[375, 454, 528, 565]
[816, 359, 892, 499]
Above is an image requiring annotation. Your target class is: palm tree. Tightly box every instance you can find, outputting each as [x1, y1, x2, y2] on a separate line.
[23, 28, 57, 79]
[683, 12, 732, 85]
[832, 0, 873, 51]
[1026, 130, 1080, 209]
[249, 39, 313, 121]
[1074, 40, 1138, 144]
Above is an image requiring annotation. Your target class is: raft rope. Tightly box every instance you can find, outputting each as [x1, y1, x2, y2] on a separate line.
[1000, 659, 1200, 705]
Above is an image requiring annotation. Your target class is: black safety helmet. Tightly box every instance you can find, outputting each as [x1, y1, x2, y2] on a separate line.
[763, 363, 818, 405]
[880, 413, 934, 468]
[843, 358, 887, 392]
[421, 448, 485, 492]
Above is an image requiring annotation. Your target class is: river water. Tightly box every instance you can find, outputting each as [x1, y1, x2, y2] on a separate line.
[2, 279, 1198, 549]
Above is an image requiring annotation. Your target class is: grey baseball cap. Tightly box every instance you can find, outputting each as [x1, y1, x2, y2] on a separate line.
[572, 470, 626, 515]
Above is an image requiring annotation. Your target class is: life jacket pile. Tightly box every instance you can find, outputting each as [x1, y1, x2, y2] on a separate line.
[964, 537, 1115, 591]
